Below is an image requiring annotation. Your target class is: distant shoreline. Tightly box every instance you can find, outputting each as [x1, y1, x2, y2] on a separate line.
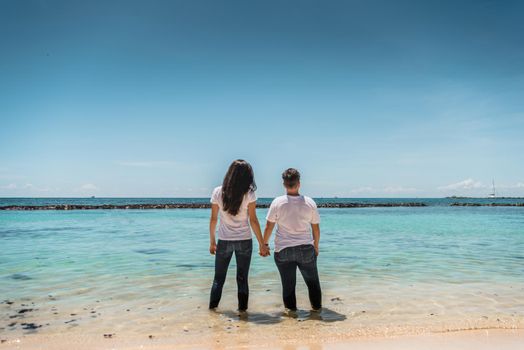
[446, 196, 524, 199]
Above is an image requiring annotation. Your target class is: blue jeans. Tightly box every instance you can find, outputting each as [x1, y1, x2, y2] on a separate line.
[209, 239, 252, 311]
[274, 244, 322, 310]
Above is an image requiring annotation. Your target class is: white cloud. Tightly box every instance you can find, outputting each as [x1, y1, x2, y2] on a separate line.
[350, 186, 419, 194]
[73, 183, 99, 193]
[438, 178, 486, 191]
[117, 161, 177, 168]
[383, 186, 419, 194]
[0, 183, 17, 190]
[21, 183, 52, 192]
[350, 186, 376, 194]
[516, 182, 524, 188]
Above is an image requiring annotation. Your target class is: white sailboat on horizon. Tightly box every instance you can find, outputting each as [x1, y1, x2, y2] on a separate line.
[488, 179, 496, 198]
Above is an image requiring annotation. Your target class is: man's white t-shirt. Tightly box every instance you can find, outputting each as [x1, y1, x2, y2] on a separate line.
[266, 195, 320, 252]
[210, 186, 256, 241]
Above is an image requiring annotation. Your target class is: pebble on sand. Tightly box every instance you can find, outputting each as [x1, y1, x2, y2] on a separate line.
[21, 323, 41, 330]
[18, 308, 34, 314]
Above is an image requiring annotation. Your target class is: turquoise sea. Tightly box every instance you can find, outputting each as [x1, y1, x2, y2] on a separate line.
[1, 198, 523, 340]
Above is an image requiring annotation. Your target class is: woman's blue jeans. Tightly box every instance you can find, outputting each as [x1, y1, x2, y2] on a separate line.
[209, 239, 252, 311]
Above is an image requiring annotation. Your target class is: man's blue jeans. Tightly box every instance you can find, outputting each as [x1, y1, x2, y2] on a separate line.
[274, 244, 322, 310]
[209, 239, 252, 311]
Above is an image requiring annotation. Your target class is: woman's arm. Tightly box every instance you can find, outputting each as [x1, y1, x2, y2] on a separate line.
[209, 204, 219, 255]
[311, 223, 320, 256]
[248, 202, 267, 256]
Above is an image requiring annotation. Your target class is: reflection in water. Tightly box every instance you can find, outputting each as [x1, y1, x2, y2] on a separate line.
[219, 310, 283, 325]
[286, 308, 347, 322]
[218, 307, 346, 325]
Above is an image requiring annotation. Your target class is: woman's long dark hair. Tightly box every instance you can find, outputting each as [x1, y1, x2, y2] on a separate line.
[222, 159, 257, 216]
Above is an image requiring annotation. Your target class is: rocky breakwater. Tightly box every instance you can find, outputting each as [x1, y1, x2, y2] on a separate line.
[450, 202, 524, 207]
[0, 202, 427, 210]
[0, 204, 212, 210]
[316, 202, 427, 208]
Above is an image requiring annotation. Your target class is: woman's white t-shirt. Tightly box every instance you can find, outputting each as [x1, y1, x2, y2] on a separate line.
[210, 186, 256, 240]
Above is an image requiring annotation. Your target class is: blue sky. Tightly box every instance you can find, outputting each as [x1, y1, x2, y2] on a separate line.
[1, 0, 523, 197]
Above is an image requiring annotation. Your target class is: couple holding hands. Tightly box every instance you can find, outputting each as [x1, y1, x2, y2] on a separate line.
[209, 160, 322, 313]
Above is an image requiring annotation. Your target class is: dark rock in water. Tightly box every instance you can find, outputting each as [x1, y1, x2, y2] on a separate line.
[21, 323, 41, 330]
[135, 248, 170, 255]
[450, 202, 524, 207]
[3, 300, 14, 305]
[64, 319, 76, 324]
[9, 274, 32, 281]
[18, 308, 34, 314]
[8, 322, 16, 327]
[177, 264, 197, 268]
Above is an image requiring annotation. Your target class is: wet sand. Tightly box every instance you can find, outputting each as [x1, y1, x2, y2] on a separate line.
[1, 329, 522, 349]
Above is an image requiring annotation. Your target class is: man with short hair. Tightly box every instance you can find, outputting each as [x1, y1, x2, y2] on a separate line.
[263, 168, 322, 311]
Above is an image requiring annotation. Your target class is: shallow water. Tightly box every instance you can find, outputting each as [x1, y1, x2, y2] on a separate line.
[1, 204, 523, 340]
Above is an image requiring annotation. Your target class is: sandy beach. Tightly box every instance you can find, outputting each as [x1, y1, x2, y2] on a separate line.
[1, 329, 523, 350]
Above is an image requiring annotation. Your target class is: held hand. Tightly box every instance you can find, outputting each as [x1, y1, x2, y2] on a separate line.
[209, 242, 217, 255]
[258, 246, 266, 257]
[259, 244, 270, 257]
[314, 245, 319, 256]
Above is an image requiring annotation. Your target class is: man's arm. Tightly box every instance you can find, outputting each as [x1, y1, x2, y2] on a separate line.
[263, 221, 276, 256]
[312, 223, 320, 256]
[209, 204, 219, 255]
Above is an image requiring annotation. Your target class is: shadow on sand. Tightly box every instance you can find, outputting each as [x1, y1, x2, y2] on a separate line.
[218, 307, 346, 325]
[286, 308, 346, 323]
[219, 310, 283, 325]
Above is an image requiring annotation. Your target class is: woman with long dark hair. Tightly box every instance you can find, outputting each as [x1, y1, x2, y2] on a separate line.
[209, 159, 267, 311]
